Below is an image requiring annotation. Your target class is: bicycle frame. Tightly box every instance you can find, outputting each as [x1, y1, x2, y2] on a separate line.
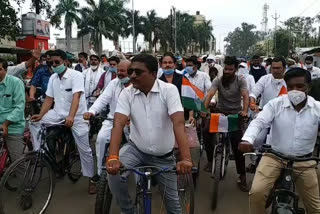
[212, 132, 230, 178]
[0, 133, 9, 176]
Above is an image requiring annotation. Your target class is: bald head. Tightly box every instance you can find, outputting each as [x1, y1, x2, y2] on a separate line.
[117, 60, 131, 79]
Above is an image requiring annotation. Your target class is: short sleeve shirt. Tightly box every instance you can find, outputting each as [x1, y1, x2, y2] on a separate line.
[46, 68, 87, 117]
[115, 79, 183, 156]
[211, 76, 247, 114]
[30, 65, 52, 96]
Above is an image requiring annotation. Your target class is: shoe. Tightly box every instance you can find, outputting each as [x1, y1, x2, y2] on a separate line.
[236, 175, 249, 192]
[204, 162, 212, 172]
[20, 194, 32, 210]
[88, 179, 97, 194]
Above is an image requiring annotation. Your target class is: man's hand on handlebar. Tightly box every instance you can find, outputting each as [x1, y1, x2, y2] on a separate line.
[106, 159, 122, 175]
[238, 141, 254, 153]
[176, 160, 193, 174]
[31, 114, 43, 122]
[239, 111, 248, 117]
[83, 112, 94, 120]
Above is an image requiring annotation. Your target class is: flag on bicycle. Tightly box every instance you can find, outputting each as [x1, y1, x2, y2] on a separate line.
[209, 113, 239, 133]
[181, 77, 207, 112]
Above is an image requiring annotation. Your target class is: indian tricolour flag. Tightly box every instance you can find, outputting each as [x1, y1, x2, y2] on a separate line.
[181, 77, 207, 112]
[209, 113, 240, 133]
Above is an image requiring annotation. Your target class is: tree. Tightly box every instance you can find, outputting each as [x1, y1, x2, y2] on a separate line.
[13, 0, 52, 17]
[274, 28, 290, 57]
[142, 10, 162, 52]
[51, 0, 81, 52]
[224, 23, 261, 57]
[194, 20, 214, 54]
[124, 10, 144, 52]
[80, 0, 127, 55]
[175, 12, 195, 53]
[0, 0, 20, 41]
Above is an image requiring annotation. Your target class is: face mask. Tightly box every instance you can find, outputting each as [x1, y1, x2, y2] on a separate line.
[120, 77, 130, 84]
[252, 66, 260, 70]
[163, 69, 175, 75]
[109, 67, 117, 73]
[238, 68, 248, 76]
[305, 64, 313, 69]
[288, 90, 306, 106]
[52, 64, 66, 74]
[91, 65, 98, 70]
[185, 66, 195, 75]
[42, 61, 47, 66]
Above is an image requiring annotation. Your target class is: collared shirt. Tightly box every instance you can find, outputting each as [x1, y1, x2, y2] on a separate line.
[115, 79, 184, 156]
[7, 62, 28, 80]
[185, 71, 211, 94]
[46, 68, 87, 117]
[250, 74, 287, 109]
[242, 95, 320, 156]
[308, 66, 320, 80]
[159, 71, 183, 95]
[89, 78, 125, 119]
[29, 65, 53, 96]
[83, 67, 104, 102]
[0, 74, 25, 134]
[97, 70, 116, 91]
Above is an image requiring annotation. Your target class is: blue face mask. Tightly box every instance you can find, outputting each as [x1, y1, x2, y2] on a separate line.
[52, 64, 66, 74]
[185, 66, 195, 75]
[109, 67, 117, 73]
[120, 77, 130, 84]
[163, 69, 175, 75]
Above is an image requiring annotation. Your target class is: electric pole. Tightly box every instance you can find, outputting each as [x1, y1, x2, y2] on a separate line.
[132, 0, 136, 54]
[272, 11, 280, 54]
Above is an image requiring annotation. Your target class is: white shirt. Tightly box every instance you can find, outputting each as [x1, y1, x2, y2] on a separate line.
[115, 79, 184, 156]
[250, 74, 287, 109]
[102, 70, 115, 90]
[83, 67, 104, 102]
[46, 68, 87, 117]
[7, 62, 27, 79]
[200, 63, 223, 78]
[308, 66, 320, 80]
[89, 78, 125, 119]
[185, 71, 212, 94]
[243, 95, 320, 156]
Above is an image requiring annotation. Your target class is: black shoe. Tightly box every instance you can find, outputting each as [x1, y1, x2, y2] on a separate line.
[20, 194, 32, 210]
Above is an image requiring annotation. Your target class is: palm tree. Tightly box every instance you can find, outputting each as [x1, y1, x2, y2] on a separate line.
[195, 20, 214, 54]
[142, 10, 162, 52]
[124, 10, 144, 53]
[51, 0, 81, 52]
[80, 0, 127, 55]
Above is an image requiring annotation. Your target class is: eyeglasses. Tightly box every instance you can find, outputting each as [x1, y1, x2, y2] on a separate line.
[128, 68, 146, 76]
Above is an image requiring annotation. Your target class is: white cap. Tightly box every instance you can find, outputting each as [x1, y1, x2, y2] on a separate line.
[207, 54, 216, 61]
[239, 62, 248, 70]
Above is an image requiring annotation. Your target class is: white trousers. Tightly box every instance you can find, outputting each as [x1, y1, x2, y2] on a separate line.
[96, 119, 130, 175]
[29, 109, 95, 177]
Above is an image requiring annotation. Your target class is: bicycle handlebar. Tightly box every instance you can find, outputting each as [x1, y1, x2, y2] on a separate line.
[243, 145, 320, 163]
[120, 166, 198, 177]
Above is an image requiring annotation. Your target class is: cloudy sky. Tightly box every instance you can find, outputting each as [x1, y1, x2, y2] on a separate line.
[11, 0, 320, 52]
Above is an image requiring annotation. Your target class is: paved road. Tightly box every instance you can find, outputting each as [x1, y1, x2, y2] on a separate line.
[44, 158, 254, 214]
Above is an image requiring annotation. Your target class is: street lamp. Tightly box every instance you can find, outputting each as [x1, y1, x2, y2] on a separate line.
[132, 0, 136, 54]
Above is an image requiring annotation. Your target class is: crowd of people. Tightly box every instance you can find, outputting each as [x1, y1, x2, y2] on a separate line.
[1, 48, 320, 213]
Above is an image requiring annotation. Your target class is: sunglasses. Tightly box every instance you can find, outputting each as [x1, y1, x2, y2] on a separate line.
[128, 68, 146, 76]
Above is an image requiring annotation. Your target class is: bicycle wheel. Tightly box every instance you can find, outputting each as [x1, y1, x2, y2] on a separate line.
[178, 174, 195, 214]
[135, 182, 145, 214]
[211, 146, 222, 210]
[95, 169, 113, 214]
[0, 152, 55, 214]
[66, 150, 82, 183]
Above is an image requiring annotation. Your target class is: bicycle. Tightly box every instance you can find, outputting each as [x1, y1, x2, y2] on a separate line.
[244, 144, 320, 214]
[209, 112, 247, 210]
[96, 163, 196, 214]
[0, 121, 81, 214]
[0, 131, 10, 178]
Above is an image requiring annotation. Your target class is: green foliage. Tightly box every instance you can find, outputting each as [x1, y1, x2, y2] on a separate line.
[224, 23, 262, 57]
[0, 0, 20, 41]
[13, 0, 53, 17]
[274, 28, 290, 57]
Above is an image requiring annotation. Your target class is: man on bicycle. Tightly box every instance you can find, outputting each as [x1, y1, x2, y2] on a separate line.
[83, 60, 131, 175]
[29, 50, 96, 194]
[239, 68, 320, 213]
[0, 58, 26, 163]
[204, 56, 249, 191]
[107, 54, 192, 214]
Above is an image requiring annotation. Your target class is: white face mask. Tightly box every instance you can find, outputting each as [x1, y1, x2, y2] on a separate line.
[252, 66, 260, 70]
[288, 90, 306, 106]
[305, 64, 313, 69]
[91, 65, 98, 70]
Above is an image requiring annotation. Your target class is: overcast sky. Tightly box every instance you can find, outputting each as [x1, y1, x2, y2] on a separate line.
[11, 0, 320, 53]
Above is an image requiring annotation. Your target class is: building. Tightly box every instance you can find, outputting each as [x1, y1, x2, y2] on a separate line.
[194, 11, 206, 26]
[56, 34, 90, 55]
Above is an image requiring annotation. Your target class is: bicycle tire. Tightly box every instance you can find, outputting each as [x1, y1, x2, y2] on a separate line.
[211, 146, 222, 210]
[178, 174, 195, 214]
[66, 151, 82, 183]
[135, 183, 145, 214]
[0, 152, 55, 214]
[95, 169, 113, 214]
